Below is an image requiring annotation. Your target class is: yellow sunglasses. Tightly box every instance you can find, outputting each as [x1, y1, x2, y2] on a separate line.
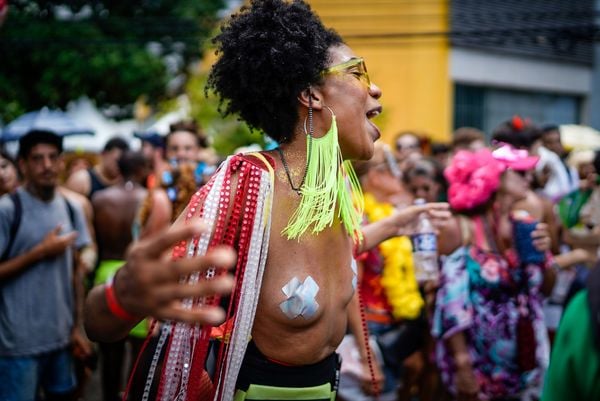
[321, 57, 372, 88]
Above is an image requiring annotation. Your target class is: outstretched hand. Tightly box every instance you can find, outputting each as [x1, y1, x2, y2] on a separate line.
[389, 202, 451, 237]
[359, 202, 451, 253]
[115, 222, 236, 325]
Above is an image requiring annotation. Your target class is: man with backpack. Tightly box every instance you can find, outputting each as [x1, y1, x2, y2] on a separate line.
[0, 130, 92, 400]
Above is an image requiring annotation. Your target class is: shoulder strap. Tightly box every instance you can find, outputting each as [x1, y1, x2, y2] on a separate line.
[247, 152, 275, 178]
[64, 197, 76, 229]
[1, 192, 22, 262]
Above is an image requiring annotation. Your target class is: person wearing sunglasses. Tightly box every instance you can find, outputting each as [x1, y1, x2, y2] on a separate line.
[84, 1, 450, 400]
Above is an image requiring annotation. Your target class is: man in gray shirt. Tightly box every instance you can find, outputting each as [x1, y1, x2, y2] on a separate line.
[0, 130, 92, 401]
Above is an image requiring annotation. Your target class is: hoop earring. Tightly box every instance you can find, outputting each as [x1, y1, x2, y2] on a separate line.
[303, 104, 335, 139]
[282, 102, 363, 242]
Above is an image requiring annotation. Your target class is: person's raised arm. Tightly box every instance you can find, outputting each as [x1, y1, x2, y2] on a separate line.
[358, 202, 450, 253]
[84, 221, 235, 343]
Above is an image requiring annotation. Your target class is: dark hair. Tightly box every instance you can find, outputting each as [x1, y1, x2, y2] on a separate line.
[403, 157, 445, 185]
[0, 149, 16, 167]
[431, 142, 451, 156]
[403, 158, 448, 202]
[491, 117, 540, 149]
[394, 131, 431, 155]
[135, 132, 165, 149]
[167, 120, 208, 149]
[594, 150, 600, 175]
[541, 124, 560, 136]
[18, 130, 63, 159]
[103, 136, 129, 153]
[117, 151, 147, 179]
[452, 127, 485, 150]
[206, 0, 343, 142]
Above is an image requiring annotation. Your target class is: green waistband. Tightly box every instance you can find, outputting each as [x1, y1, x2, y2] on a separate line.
[94, 259, 126, 286]
[234, 383, 335, 401]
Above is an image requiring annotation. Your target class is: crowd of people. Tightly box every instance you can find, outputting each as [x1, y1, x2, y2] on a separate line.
[1, 1, 599, 401]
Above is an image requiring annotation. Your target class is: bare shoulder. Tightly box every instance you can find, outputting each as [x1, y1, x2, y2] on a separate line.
[140, 188, 173, 238]
[59, 186, 92, 213]
[151, 188, 171, 211]
[513, 190, 545, 221]
[65, 168, 91, 196]
[438, 215, 463, 256]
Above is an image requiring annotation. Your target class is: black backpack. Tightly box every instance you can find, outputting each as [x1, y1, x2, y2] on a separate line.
[0, 191, 76, 262]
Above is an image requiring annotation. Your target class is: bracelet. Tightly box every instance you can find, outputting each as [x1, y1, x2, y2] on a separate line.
[104, 274, 138, 321]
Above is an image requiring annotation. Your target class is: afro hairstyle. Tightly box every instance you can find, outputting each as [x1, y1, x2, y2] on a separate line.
[206, 0, 343, 143]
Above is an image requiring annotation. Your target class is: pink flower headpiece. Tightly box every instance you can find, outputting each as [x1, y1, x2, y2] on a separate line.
[444, 145, 539, 211]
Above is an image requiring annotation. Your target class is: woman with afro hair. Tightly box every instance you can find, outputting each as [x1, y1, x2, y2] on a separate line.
[84, 1, 448, 399]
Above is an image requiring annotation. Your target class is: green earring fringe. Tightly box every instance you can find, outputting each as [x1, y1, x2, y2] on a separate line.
[282, 113, 364, 242]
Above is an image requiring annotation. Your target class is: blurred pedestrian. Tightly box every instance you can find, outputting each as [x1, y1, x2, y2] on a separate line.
[137, 121, 203, 238]
[0, 130, 92, 401]
[91, 151, 150, 401]
[538, 125, 579, 202]
[0, 149, 19, 195]
[66, 137, 129, 199]
[435, 145, 554, 401]
[431, 142, 452, 169]
[339, 143, 427, 401]
[492, 118, 560, 255]
[134, 131, 166, 190]
[403, 158, 447, 203]
[541, 260, 600, 401]
[394, 131, 427, 169]
[451, 127, 486, 152]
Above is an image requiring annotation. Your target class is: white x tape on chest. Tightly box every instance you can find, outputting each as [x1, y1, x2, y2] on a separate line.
[279, 276, 320, 319]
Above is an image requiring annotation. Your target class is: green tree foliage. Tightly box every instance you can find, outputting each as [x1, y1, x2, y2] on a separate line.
[187, 70, 266, 156]
[0, 0, 224, 123]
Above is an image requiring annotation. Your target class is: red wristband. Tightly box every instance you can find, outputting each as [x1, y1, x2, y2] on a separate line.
[105, 275, 137, 321]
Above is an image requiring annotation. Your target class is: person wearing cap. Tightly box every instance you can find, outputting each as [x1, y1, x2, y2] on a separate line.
[0, 130, 93, 400]
[432, 145, 554, 401]
[492, 120, 596, 344]
[135, 131, 167, 190]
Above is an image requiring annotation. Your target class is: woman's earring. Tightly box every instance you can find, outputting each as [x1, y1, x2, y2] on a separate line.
[306, 94, 314, 137]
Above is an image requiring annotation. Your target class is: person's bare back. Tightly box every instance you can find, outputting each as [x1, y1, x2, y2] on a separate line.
[92, 184, 146, 261]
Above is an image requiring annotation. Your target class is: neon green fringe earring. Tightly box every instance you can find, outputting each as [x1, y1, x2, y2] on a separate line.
[282, 106, 364, 242]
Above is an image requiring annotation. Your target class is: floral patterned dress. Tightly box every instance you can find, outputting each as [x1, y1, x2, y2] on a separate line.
[432, 220, 550, 400]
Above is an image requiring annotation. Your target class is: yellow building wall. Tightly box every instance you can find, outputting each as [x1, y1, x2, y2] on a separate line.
[310, 0, 452, 143]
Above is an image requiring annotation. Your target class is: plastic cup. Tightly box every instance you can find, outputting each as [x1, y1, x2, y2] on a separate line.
[513, 218, 545, 264]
